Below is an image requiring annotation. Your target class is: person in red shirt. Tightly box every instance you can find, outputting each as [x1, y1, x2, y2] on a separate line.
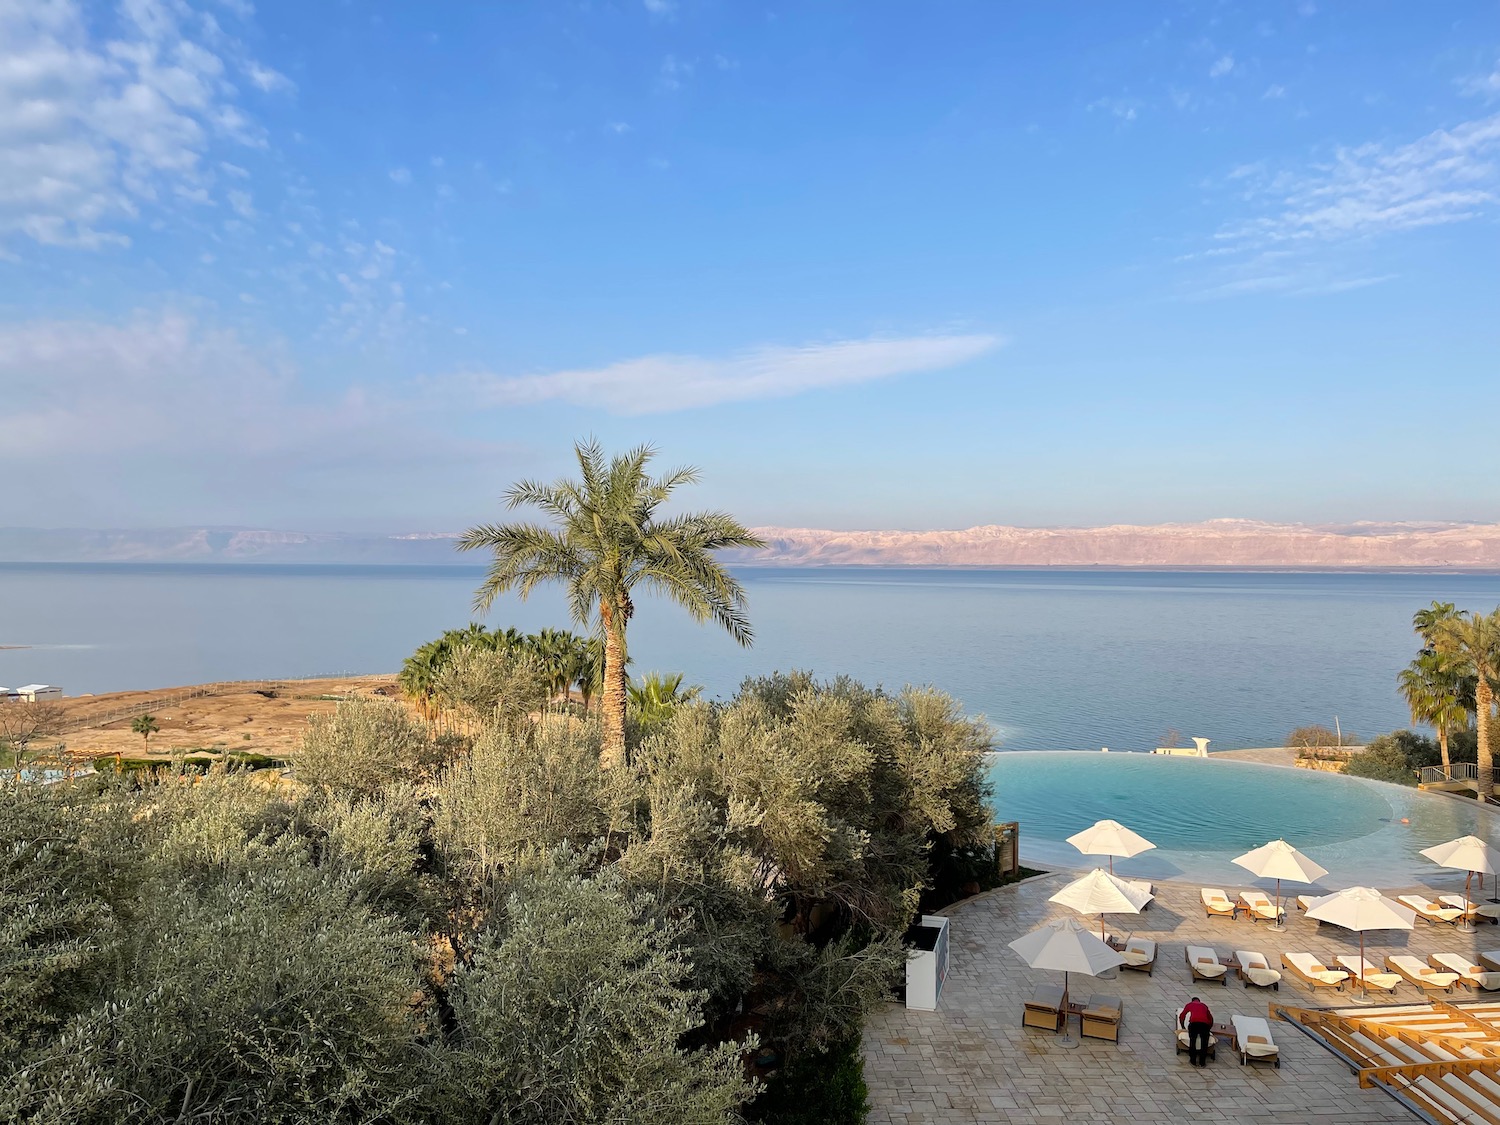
[1179, 996, 1214, 1066]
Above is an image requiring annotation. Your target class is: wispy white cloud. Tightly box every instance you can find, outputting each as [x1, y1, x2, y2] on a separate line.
[642, 0, 675, 15]
[606, 121, 631, 134]
[1088, 96, 1140, 123]
[1462, 58, 1500, 101]
[0, 0, 279, 251]
[1217, 112, 1500, 248]
[658, 53, 692, 93]
[244, 61, 293, 94]
[388, 166, 411, 184]
[0, 309, 504, 525]
[449, 333, 1003, 416]
[1209, 54, 1235, 78]
[1263, 84, 1287, 100]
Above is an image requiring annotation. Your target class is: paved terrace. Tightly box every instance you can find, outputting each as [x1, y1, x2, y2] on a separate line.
[865, 870, 1500, 1125]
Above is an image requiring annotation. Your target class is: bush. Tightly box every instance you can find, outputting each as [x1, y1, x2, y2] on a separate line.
[295, 699, 442, 795]
[752, 1034, 870, 1125]
[1343, 731, 1438, 786]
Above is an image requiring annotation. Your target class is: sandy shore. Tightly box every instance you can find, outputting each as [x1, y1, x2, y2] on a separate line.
[50, 675, 401, 759]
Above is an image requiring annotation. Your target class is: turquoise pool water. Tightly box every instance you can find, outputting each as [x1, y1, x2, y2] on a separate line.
[987, 751, 1500, 888]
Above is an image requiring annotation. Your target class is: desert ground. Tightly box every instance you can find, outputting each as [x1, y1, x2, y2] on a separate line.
[51, 675, 402, 760]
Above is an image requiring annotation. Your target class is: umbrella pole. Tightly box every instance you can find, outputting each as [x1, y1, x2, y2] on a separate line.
[1351, 932, 1372, 1005]
[1058, 971, 1078, 1049]
[1461, 871, 1476, 934]
[1269, 877, 1286, 932]
[1490, 869, 1499, 905]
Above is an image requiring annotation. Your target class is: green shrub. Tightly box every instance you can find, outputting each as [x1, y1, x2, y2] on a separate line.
[752, 1034, 870, 1125]
[1343, 731, 1437, 786]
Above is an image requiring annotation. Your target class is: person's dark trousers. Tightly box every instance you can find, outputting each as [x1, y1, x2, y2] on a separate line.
[1188, 1021, 1212, 1066]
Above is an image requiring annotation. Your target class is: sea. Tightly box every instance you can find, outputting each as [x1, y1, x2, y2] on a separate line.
[3, 563, 1500, 751]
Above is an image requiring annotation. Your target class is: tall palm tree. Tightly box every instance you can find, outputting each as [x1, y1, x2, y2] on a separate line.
[1414, 601, 1459, 651]
[131, 713, 160, 752]
[459, 440, 764, 767]
[1398, 650, 1470, 774]
[1433, 609, 1500, 801]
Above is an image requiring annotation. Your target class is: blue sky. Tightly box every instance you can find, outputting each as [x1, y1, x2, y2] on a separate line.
[2, 0, 1497, 532]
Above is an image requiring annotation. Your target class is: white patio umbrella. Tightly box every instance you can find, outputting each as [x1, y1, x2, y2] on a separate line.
[1009, 916, 1125, 1047]
[1420, 835, 1500, 932]
[1049, 868, 1153, 944]
[1065, 819, 1156, 874]
[1305, 887, 1415, 1002]
[1232, 839, 1329, 933]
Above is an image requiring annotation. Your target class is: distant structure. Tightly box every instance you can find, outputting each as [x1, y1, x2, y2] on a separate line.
[9, 684, 61, 703]
[1153, 737, 1210, 758]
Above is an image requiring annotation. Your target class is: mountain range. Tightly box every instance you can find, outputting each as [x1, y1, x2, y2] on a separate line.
[2, 520, 1499, 569]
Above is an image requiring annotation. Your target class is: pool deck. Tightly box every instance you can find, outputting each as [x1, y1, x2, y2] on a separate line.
[864, 871, 1499, 1125]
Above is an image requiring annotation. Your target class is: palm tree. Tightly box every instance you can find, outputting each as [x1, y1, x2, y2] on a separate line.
[628, 672, 702, 731]
[1398, 650, 1470, 774]
[1414, 601, 1459, 651]
[1433, 609, 1500, 801]
[459, 440, 764, 767]
[131, 713, 160, 752]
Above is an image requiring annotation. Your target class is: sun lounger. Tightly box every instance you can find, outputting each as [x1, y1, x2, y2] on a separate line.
[1201, 888, 1238, 920]
[1385, 954, 1460, 994]
[1234, 950, 1281, 990]
[1281, 952, 1348, 991]
[1478, 951, 1500, 974]
[1439, 895, 1500, 923]
[1119, 937, 1157, 975]
[1296, 894, 1316, 911]
[1230, 1014, 1280, 1068]
[1122, 878, 1154, 906]
[1239, 891, 1286, 924]
[1022, 983, 1067, 1032]
[1175, 1025, 1217, 1058]
[1079, 994, 1122, 1042]
[1398, 894, 1464, 926]
[1337, 955, 1402, 993]
[1186, 945, 1229, 986]
[1430, 953, 1500, 990]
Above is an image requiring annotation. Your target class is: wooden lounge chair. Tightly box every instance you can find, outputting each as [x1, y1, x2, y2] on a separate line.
[1238, 891, 1286, 924]
[1079, 994, 1122, 1042]
[1385, 954, 1460, 994]
[1186, 945, 1229, 986]
[1175, 1025, 1217, 1058]
[1439, 895, 1500, 923]
[1234, 950, 1281, 990]
[1022, 983, 1066, 1032]
[1123, 878, 1154, 907]
[1230, 1014, 1280, 1068]
[1478, 951, 1500, 974]
[1430, 952, 1500, 991]
[1201, 888, 1238, 920]
[1296, 894, 1316, 911]
[1398, 894, 1464, 926]
[1280, 952, 1348, 991]
[1337, 954, 1402, 993]
[1119, 937, 1157, 975]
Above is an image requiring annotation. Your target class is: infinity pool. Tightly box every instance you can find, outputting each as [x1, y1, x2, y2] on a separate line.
[987, 751, 1500, 888]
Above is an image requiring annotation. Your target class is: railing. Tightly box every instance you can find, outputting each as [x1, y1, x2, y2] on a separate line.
[1419, 762, 1478, 786]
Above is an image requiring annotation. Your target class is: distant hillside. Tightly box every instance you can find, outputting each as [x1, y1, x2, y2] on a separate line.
[725, 519, 1500, 569]
[3, 520, 1499, 569]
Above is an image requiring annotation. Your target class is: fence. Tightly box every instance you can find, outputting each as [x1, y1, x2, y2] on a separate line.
[994, 821, 1020, 879]
[1418, 762, 1479, 786]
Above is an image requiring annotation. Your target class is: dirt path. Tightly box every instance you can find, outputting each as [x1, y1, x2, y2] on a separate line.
[52, 675, 402, 759]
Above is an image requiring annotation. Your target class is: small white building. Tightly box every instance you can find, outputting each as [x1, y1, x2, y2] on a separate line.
[0, 686, 14, 704]
[13, 684, 62, 702]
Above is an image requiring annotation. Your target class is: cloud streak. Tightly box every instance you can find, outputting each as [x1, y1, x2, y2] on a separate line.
[452, 334, 1003, 415]
[1217, 112, 1500, 248]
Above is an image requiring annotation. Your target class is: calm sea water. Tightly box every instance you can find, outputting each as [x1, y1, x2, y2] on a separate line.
[3, 564, 1500, 750]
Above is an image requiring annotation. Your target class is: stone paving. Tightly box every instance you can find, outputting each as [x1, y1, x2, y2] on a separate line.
[865, 869, 1500, 1125]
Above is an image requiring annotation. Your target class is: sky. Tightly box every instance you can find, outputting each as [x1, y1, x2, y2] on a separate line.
[1, 0, 1498, 533]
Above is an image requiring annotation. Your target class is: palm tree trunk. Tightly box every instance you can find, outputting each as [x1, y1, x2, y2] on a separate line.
[1439, 725, 1451, 773]
[599, 601, 628, 769]
[1478, 678, 1494, 802]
